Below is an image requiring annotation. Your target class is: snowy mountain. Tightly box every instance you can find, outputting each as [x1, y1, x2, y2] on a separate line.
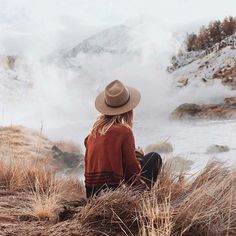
[50, 24, 142, 69]
[64, 25, 139, 58]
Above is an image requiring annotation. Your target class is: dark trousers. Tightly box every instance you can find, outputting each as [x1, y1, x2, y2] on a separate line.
[86, 152, 162, 198]
[139, 152, 162, 189]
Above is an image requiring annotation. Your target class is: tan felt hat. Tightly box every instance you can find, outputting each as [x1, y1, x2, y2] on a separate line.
[95, 80, 141, 116]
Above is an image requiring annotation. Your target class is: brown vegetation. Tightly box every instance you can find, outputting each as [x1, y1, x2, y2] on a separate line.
[0, 126, 84, 174]
[0, 125, 53, 162]
[0, 126, 235, 235]
[186, 16, 236, 51]
[0, 152, 236, 235]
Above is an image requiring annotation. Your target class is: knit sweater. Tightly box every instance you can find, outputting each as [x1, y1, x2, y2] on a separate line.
[84, 125, 141, 187]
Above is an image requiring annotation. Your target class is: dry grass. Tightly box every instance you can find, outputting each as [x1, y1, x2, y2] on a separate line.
[0, 157, 53, 191]
[77, 187, 141, 235]
[0, 155, 85, 224]
[28, 183, 60, 220]
[1, 125, 235, 235]
[47, 159, 236, 236]
[139, 196, 173, 236]
[0, 153, 236, 236]
[0, 126, 53, 161]
[138, 160, 236, 236]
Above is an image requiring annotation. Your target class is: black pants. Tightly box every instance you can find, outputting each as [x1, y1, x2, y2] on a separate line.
[139, 152, 162, 189]
[86, 152, 162, 198]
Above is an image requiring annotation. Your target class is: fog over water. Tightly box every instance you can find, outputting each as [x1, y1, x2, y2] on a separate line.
[1, 0, 236, 171]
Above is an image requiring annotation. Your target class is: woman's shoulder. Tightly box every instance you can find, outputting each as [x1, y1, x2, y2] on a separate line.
[110, 124, 133, 135]
[84, 125, 133, 145]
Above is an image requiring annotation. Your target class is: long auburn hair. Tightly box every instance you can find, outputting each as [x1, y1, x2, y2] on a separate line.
[91, 110, 133, 137]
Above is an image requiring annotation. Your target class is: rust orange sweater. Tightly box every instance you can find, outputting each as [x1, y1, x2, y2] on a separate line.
[84, 125, 141, 187]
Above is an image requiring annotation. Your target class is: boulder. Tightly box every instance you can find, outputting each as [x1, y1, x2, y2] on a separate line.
[213, 64, 236, 89]
[171, 103, 236, 120]
[0, 55, 17, 70]
[206, 145, 230, 154]
[224, 97, 236, 106]
[176, 76, 188, 87]
[145, 142, 173, 154]
[52, 145, 84, 170]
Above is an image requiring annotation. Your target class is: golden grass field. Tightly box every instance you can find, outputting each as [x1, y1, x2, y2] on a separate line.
[0, 126, 235, 235]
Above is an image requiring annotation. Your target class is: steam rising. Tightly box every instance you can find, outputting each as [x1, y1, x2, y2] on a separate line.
[0, 0, 236, 165]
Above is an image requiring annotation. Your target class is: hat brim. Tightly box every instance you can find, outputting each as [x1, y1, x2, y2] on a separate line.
[95, 86, 141, 116]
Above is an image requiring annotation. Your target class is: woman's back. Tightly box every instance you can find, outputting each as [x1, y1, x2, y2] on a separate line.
[84, 124, 140, 187]
[84, 80, 162, 198]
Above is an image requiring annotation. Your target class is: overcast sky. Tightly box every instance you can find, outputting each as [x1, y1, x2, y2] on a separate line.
[0, 0, 236, 55]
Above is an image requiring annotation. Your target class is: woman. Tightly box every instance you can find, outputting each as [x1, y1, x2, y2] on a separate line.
[84, 80, 162, 198]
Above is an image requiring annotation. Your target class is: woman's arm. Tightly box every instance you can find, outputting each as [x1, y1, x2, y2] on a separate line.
[122, 129, 141, 183]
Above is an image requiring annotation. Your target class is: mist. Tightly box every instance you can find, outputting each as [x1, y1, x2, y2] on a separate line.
[0, 0, 236, 165]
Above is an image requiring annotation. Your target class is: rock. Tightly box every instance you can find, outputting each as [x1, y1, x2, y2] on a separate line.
[145, 142, 173, 154]
[171, 103, 236, 120]
[0, 55, 17, 70]
[224, 97, 236, 106]
[213, 64, 236, 89]
[52, 145, 84, 169]
[54, 141, 82, 154]
[206, 145, 230, 154]
[176, 76, 188, 87]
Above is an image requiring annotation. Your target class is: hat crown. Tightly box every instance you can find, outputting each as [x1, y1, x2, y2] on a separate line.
[105, 80, 130, 108]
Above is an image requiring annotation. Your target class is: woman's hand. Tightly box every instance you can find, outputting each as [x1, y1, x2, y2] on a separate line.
[135, 146, 144, 162]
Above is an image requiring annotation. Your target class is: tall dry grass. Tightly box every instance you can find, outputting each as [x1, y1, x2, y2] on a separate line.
[139, 160, 236, 236]
[0, 156, 85, 222]
[0, 153, 236, 236]
[67, 160, 236, 236]
[0, 157, 53, 191]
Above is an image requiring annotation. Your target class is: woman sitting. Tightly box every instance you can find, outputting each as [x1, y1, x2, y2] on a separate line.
[84, 80, 162, 198]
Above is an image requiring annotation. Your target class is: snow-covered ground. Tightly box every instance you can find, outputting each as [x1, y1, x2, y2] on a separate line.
[172, 46, 236, 82]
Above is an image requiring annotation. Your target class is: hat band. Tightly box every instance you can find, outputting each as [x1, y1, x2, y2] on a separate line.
[105, 94, 130, 108]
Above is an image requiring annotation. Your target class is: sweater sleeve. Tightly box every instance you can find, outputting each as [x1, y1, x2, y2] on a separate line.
[122, 129, 141, 183]
[84, 135, 89, 148]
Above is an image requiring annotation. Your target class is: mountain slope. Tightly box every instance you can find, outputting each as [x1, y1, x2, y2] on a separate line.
[64, 25, 138, 58]
[168, 33, 236, 88]
[172, 46, 236, 87]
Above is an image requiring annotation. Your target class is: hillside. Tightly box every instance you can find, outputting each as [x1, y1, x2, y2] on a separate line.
[65, 25, 136, 57]
[0, 126, 84, 174]
[168, 33, 236, 120]
[168, 33, 236, 88]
